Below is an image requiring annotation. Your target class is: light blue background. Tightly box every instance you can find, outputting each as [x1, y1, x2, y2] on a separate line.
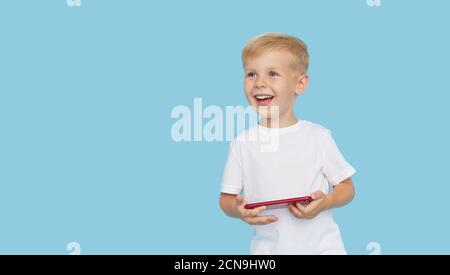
[1, 0, 449, 254]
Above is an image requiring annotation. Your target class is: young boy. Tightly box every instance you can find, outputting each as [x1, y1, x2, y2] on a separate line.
[219, 33, 356, 255]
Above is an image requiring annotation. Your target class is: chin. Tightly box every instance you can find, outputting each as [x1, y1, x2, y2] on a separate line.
[252, 104, 280, 120]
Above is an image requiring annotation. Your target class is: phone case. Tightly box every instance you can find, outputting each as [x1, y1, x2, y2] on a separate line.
[244, 196, 313, 210]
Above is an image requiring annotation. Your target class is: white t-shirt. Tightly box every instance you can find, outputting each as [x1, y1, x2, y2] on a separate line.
[220, 119, 356, 255]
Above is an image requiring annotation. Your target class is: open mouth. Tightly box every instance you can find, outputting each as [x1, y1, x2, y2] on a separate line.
[254, 95, 275, 106]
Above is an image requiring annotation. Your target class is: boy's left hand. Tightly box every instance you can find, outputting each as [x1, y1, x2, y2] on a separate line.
[288, 191, 328, 219]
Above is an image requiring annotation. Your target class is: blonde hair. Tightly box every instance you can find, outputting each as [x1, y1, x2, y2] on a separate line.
[242, 32, 309, 73]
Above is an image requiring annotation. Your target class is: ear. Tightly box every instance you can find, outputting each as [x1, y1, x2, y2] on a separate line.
[295, 74, 309, 95]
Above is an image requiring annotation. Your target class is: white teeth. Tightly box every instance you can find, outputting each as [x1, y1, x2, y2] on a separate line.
[255, 95, 273, 100]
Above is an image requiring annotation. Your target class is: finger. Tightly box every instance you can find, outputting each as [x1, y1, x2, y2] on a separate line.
[303, 200, 317, 210]
[305, 197, 324, 213]
[247, 215, 278, 225]
[293, 203, 316, 219]
[310, 191, 325, 200]
[250, 206, 266, 217]
[289, 204, 305, 218]
[295, 202, 309, 214]
[298, 200, 311, 207]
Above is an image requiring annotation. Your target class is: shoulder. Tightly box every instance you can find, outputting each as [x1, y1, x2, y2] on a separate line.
[301, 120, 332, 138]
[225, 126, 258, 155]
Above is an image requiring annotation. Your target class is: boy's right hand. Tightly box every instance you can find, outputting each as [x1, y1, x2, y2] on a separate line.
[235, 195, 278, 225]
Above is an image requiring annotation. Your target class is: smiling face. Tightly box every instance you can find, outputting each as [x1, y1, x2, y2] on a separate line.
[244, 50, 308, 125]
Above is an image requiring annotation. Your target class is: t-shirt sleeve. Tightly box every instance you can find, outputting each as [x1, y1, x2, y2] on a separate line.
[321, 130, 356, 186]
[220, 140, 244, 194]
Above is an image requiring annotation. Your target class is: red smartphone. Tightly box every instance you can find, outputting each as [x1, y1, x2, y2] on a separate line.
[244, 196, 313, 210]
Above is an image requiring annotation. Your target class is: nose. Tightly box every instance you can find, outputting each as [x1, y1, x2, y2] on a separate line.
[255, 76, 267, 88]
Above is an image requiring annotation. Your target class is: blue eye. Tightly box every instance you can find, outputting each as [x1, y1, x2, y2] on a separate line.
[269, 71, 280, 77]
[247, 72, 256, 78]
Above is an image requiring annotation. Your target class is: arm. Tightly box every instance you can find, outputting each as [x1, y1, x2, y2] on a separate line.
[219, 193, 278, 225]
[219, 193, 241, 218]
[323, 177, 355, 210]
[288, 177, 355, 219]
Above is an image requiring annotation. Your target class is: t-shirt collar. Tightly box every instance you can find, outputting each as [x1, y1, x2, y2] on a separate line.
[257, 119, 303, 135]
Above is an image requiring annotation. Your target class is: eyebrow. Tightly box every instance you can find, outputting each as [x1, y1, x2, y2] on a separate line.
[245, 67, 283, 72]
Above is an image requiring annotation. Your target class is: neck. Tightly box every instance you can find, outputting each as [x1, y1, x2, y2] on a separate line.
[259, 111, 299, 128]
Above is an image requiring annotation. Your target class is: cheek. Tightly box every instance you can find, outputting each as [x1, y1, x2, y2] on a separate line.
[244, 80, 253, 94]
[272, 84, 294, 106]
